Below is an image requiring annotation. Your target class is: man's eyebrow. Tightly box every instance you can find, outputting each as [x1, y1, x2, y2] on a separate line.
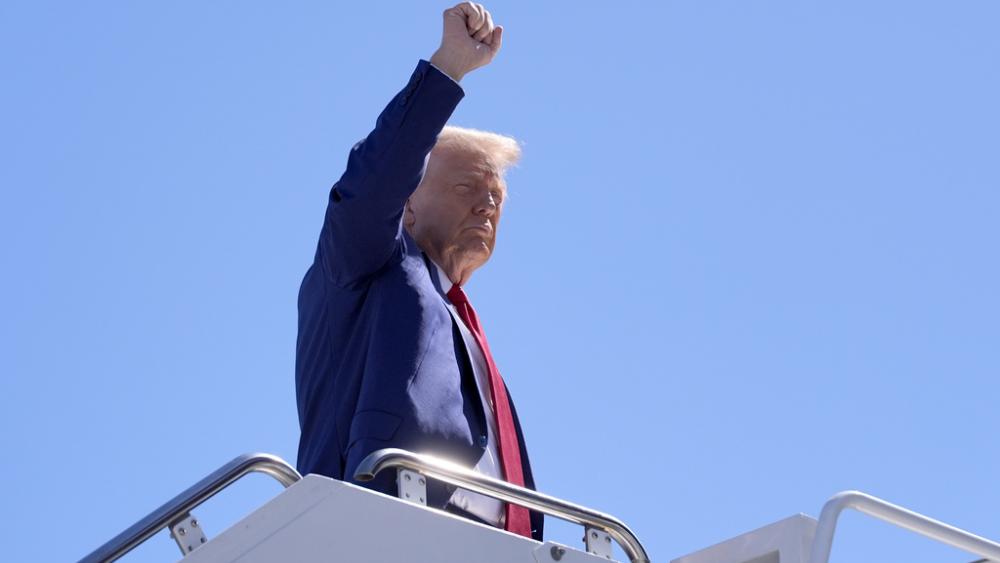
[457, 166, 503, 186]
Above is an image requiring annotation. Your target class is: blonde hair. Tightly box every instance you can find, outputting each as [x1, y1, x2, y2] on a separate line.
[435, 125, 522, 175]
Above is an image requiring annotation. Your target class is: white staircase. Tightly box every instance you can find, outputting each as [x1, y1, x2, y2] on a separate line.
[80, 449, 1000, 563]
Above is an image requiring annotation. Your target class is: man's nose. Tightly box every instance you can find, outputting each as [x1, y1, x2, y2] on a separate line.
[474, 193, 498, 216]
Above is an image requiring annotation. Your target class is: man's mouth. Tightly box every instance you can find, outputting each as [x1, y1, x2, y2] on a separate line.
[465, 224, 492, 234]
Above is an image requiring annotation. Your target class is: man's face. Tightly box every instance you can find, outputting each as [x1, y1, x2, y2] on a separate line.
[405, 145, 507, 272]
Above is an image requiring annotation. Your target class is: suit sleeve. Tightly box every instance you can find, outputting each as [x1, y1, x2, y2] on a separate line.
[316, 60, 465, 287]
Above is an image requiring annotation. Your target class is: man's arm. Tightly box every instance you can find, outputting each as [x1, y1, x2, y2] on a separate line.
[316, 3, 503, 287]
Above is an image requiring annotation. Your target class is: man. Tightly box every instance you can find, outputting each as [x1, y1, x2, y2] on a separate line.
[295, 3, 543, 540]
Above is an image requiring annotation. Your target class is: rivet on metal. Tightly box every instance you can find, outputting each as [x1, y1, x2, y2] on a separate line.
[168, 512, 208, 556]
[397, 468, 428, 506]
[550, 545, 566, 560]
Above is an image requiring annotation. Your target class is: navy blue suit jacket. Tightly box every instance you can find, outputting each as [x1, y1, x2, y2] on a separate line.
[295, 60, 542, 540]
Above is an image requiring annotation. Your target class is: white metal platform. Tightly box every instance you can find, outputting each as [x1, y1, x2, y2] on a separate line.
[670, 514, 817, 563]
[185, 473, 606, 563]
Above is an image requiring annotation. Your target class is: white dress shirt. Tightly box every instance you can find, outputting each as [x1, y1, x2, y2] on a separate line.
[433, 262, 505, 526]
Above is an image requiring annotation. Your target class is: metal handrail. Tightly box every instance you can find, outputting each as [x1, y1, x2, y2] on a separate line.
[808, 490, 1000, 563]
[79, 453, 301, 563]
[355, 448, 651, 563]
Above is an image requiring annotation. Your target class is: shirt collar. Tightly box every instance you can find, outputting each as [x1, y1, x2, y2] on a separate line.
[431, 258, 457, 294]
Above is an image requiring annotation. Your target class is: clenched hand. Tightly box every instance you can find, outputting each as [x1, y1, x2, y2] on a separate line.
[429, 2, 503, 82]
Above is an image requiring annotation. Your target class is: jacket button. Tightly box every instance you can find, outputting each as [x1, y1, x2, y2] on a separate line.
[478, 435, 488, 447]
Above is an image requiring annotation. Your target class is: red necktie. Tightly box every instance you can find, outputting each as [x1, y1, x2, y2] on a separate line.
[446, 284, 533, 538]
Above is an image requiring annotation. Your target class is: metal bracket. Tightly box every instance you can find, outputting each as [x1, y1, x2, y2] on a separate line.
[397, 468, 427, 506]
[585, 527, 614, 560]
[534, 541, 609, 562]
[169, 512, 207, 556]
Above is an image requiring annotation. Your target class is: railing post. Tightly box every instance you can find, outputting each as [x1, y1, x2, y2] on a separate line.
[355, 448, 650, 563]
[79, 453, 301, 563]
[808, 490, 1000, 563]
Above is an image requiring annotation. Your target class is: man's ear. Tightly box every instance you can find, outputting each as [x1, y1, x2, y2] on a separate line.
[403, 198, 416, 230]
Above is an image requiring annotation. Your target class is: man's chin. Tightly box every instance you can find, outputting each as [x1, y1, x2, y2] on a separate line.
[456, 242, 492, 264]
[458, 234, 492, 251]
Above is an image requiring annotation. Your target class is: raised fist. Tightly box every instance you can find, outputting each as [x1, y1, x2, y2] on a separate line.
[429, 3, 503, 82]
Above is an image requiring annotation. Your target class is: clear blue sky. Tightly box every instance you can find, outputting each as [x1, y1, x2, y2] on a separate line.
[2, 2, 997, 562]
